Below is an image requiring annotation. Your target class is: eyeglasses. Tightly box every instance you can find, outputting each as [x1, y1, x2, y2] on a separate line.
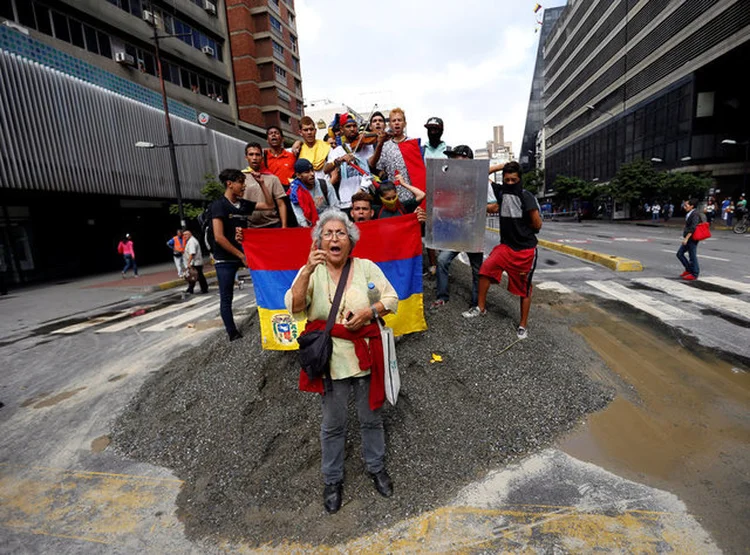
[321, 230, 348, 240]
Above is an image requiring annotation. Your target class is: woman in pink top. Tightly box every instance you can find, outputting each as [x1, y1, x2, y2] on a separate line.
[117, 233, 138, 278]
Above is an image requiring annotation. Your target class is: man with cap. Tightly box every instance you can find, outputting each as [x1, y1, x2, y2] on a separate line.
[430, 145, 485, 311]
[289, 158, 339, 227]
[324, 113, 375, 211]
[423, 117, 449, 159]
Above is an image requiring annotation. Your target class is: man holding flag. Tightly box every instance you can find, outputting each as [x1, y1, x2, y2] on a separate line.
[324, 113, 375, 211]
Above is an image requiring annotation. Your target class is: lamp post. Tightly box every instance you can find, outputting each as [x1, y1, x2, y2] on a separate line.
[722, 139, 749, 196]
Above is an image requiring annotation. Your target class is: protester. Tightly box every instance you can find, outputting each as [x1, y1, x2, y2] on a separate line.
[166, 228, 187, 277]
[118, 233, 138, 278]
[289, 158, 338, 227]
[463, 162, 542, 340]
[183, 229, 208, 294]
[423, 117, 449, 159]
[370, 108, 423, 204]
[374, 180, 425, 219]
[350, 190, 375, 222]
[285, 209, 398, 514]
[210, 168, 274, 341]
[324, 113, 375, 210]
[368, 111, 386, 134]
[676, 198, 701, 281]
[261, 126, 297, 189]
[298, 116, 332, 182]
[242, 142, 289, 228]
[431, 145, 484, 310]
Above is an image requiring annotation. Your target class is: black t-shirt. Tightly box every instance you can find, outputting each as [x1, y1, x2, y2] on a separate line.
[209, 196, 256, 262]
[491, 183, 540, 250]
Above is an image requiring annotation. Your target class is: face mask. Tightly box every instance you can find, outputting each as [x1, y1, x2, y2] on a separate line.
[381, 197, 399, 211]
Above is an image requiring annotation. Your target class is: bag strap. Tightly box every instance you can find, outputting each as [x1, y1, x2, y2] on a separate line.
[325, 258, 351, 334]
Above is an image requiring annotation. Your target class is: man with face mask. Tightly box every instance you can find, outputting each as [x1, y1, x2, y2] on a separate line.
[462, 162, 543, 340]
[423, 117, 449, 159]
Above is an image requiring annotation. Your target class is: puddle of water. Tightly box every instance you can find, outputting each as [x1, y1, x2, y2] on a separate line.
[558, 303, 750, 553]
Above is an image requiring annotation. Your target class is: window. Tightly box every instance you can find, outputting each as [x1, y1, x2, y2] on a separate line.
[51, 11, 70, 42]
[269, 15, 282, 34]
[34, 3, 52, 35]
[142, 51, 156, 76]
[98, 30, 112, 58]
[0, 0, 15, 20]
[17, 1, 36, 28]
[290, 57, 298, 72]
[289, 13, 295, 27]
[69, 19, 85, 49]
[272, 40, 284, 61]
[290, 35, 297, 53]
[274, 64, 286, 77]
[84, 24, 99, 54]
[277, 88, 290, 102]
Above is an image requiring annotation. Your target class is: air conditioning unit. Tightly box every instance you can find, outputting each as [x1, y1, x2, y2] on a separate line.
[115, 52, 136, 66]
[204, 1, 217, 15]
[201, 45, 215, 56]
[142, 10, 156, 25]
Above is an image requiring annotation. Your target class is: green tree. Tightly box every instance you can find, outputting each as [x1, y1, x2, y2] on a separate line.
[658, 171, 712, 202]
[169, 173, 225, 220]
[522, 168, 545, 195]
[552, 175, 598, 204]
[608, 159, 661, 203]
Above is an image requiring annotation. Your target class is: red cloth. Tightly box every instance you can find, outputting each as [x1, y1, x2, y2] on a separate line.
[298, 320, 385, 410]
[398, 139, 427, 207]
[294, 184, 319, 226]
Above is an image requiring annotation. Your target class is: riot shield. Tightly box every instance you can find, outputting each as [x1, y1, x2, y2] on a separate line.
[424, 158, 489, 252]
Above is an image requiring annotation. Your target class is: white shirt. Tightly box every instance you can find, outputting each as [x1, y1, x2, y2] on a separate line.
[327, 144, 374, 208]
[183, 236, 203, 267]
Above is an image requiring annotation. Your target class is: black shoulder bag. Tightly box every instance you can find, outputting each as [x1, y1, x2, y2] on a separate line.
[297, 258, 351, 392]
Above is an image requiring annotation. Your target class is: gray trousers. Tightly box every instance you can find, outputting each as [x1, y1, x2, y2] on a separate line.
[320, 376, 385, 485]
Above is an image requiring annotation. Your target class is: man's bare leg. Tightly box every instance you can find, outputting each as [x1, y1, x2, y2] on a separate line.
[519, 293, 532, 328]
[476, 276, 492, 311]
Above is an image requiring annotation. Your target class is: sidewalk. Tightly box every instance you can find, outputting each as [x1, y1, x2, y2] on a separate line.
[85, 264, 217, 293]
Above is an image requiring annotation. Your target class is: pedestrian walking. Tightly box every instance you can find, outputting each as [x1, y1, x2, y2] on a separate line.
[117, 233, 138, 278]
[463, 162, 543, 339]
[166, 228, 187, 277]
[183, 230, 208, 294]
[676, 198, 701, 281]
[651, 202, 661, 221]
[724, 199, 735, 227]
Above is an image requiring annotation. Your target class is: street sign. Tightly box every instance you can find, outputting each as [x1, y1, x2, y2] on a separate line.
[198, 112, 210, 125]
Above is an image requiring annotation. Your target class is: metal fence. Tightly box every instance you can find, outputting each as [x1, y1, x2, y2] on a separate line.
[0, 49, 245, 200]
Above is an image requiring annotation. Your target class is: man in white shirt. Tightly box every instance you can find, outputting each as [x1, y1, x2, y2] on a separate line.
[324, 113, 374, 210]
[183, 230, 208, 294]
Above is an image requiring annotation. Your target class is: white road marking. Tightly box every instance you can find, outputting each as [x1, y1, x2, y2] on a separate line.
[545, 231, 566, 236]
[588, 238, 614, 243]
[536, 268, 594, 274]
[586, 281, 700, 322]
[96, 296, 208, 333]
[536, 281, 572, 294]
[557, 239, 590, 244]
[635, 278, 750, 320]
[700, 276, 750, 294]
[612, 237, 651, 242]
[660, 249, 730, 262]
[143, 294, 248, 332]
[51, 309, 139, 334]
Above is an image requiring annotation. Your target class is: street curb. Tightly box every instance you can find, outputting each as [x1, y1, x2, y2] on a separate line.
[150, 270, 217, 292]
[537, 239, 643, 272]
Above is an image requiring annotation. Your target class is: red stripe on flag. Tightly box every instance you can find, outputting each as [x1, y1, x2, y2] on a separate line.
[398, 139, 427, 208]
[243, 227, 311, 271]
[352, 214, 422, 262]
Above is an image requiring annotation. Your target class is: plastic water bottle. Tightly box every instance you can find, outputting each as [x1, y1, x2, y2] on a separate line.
[367, 281, 380, 305]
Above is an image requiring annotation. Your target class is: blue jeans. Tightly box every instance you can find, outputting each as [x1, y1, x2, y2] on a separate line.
[676, 240, 699, 277]
[122, 255, 138, 275]
[436, 250, 484, 306]
[320, 376, 384, 485]
[215, 261, 242, 336]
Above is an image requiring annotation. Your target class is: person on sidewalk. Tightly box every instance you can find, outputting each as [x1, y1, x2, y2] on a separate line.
[651, 202, 661, 222]
[462, 162, 542, 340]
[210, 168, 274, 341]
[676, 198, 701, 281]
[183, 230, 208, 294]
[166, 228, 187, 277]
[117, 233, 138, 278]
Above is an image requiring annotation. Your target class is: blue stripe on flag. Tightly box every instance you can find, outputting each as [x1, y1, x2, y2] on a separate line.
[376, 255, 423, 300]
[250, 269, 299, 310]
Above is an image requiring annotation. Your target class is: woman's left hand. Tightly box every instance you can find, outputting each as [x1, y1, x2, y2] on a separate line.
[344, 308, 372, 332]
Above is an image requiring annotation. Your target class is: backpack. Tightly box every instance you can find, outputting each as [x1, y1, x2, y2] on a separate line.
[197, 206, 214, 253]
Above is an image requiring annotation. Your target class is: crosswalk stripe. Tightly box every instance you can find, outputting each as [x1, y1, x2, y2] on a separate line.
[696, 276, 750, 294]
[537, 281, 572, 294]
[586, 280, 700, 322]
[51, 309, 139, 334]
[660, 249, 730, 262]
[634, 278, 750, 320]
[143, 294, 248, 332]
[536, 268, 594, 274]
[96, 296, 208, 333]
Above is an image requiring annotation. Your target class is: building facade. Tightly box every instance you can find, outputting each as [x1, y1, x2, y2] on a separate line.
[543, 0, 750, 199]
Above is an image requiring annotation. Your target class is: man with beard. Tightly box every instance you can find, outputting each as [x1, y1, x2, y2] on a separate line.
[324, 113, 375, 211]
[462, 162, 543, 341]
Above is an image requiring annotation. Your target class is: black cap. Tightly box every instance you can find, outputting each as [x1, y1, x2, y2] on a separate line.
[424, 117, 444, 129]
[294, 158, 314, 174]
[445, 145, 473, 159]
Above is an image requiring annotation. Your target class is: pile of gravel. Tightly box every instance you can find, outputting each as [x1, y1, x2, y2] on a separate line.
[112, 262, 613, 546]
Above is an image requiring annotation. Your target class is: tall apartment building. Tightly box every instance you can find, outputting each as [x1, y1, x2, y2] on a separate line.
[0, 0, 304, 285]
[226, 0, 303, 137]
[543, 0, 750, 199]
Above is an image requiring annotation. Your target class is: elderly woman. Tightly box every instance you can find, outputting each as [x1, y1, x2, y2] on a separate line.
[285, 209, 399, 514]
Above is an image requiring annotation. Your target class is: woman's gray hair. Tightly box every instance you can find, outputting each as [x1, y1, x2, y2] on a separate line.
[311, 208, 360, 248]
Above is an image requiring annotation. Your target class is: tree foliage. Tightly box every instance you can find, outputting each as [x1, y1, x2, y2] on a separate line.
[658, 171, 712, 201]
[608, 159, 660, 203]
[169, 173, 225, 220]
[552, 175, 599, 203]
[522, 168, 544, 195]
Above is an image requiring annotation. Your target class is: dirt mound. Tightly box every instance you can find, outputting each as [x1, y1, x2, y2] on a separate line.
[112, 265, 613, 546]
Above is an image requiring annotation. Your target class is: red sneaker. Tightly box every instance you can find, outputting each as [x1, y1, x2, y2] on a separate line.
[680, 271, 690, 277]
[682, 274, 697, 281]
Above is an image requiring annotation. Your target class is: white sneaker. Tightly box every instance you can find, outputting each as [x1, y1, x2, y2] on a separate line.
[517, 326, 528, 339]
[462, 306, 487, 319]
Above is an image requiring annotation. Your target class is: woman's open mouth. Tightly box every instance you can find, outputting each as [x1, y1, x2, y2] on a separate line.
[329, 245, 342, 254]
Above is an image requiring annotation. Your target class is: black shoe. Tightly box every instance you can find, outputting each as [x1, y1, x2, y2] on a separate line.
[229, 331, 243, 342]
[323, 482, 342, 514]
[370, 469, 393, 497]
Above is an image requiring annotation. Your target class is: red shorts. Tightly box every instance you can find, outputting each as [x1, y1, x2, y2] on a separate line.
[479, 244, 537, 298]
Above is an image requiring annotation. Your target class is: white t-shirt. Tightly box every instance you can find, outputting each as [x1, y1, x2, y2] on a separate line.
[327, 144, 374, 208]
[183, 236, 203, 267]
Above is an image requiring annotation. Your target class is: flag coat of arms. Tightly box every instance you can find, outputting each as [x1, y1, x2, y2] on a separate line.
[243, 214, 428, 350]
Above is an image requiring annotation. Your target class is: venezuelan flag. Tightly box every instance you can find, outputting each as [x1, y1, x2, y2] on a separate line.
[243, 214, 428, 350]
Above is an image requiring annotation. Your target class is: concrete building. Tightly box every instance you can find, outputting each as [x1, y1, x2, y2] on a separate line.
[543, 0, 750, 200]
[0, 0, 304, 286]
